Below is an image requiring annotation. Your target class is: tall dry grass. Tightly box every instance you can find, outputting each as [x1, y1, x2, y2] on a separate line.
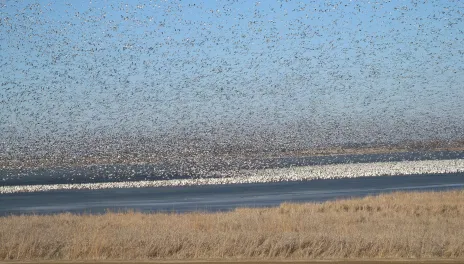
[1, 190, 464, 261]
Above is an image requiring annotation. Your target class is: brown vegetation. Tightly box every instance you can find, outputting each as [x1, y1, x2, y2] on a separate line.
[1, 190, 464, 261]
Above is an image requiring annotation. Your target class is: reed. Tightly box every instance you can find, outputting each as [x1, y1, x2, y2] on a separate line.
[1, 190, 464, 261]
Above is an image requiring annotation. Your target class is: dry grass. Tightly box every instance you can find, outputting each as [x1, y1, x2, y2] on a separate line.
[1, 190, 464, 261]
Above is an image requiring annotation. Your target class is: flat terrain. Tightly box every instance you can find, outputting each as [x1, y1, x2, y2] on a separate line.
[1, 190, 464, 261]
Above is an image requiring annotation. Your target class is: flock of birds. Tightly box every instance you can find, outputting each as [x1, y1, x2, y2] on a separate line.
[0, 1, 463, 188]
[1, 158, 463, 194]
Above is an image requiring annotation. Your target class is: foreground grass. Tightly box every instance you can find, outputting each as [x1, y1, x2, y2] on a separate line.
[1, 190, 464, 261]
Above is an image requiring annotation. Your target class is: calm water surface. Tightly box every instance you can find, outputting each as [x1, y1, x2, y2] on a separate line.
[1, 172, 463, 216]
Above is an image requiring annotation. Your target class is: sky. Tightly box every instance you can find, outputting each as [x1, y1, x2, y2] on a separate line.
[0, 0, 463, 152]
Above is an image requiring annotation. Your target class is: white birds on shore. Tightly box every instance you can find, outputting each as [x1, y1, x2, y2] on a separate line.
[1, 158, 463, 194]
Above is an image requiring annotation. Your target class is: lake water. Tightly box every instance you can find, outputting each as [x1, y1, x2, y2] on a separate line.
[1, 171, 463, 216]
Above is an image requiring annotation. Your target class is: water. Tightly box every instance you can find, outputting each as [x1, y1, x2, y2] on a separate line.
[1, 172, 463, 216]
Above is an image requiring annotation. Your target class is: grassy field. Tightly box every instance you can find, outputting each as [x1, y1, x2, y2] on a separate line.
[1, 190, 464, 261]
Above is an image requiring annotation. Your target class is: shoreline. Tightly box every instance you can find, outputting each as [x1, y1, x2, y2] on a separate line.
[1, 190, 464, 261]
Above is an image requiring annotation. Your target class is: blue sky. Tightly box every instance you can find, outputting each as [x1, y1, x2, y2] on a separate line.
[1, 0, 463, 148]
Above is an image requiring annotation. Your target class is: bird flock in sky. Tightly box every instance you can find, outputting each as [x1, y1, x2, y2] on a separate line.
[0, 1, 463, 185]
